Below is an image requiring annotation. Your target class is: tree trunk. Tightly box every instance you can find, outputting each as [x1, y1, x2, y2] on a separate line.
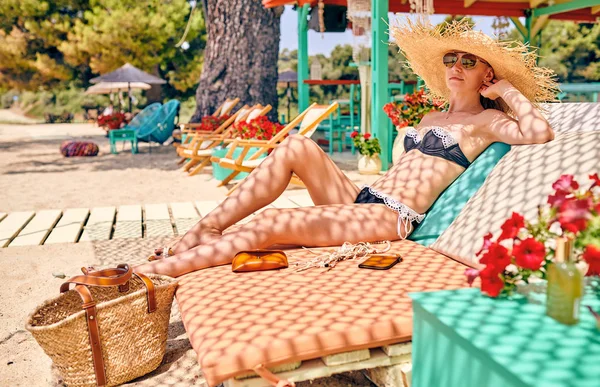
[191, 1, 283, 122]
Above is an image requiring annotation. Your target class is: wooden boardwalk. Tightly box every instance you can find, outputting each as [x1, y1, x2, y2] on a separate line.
[0, 195, 314, 248]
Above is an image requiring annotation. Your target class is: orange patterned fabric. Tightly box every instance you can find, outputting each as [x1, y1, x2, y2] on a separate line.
[176, 240, 469, 386]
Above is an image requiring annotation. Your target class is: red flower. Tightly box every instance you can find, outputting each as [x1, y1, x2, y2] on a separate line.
[498, 212, 525, 241]
[364, 133, 372, 140]
[590, 173, 600, 188]
[350, 131, 359, 138]
[583, 245, 600, 276]
[479, 243, 511, 273]
[475, 232, 494, 257]
[480, 266, 504, 297]
[558, 198, 592, 233]
[552, 174, 579, 192]
[513, 237, 546, 270]
[548, 190, 570, 208]
[464, 268, 480, 287]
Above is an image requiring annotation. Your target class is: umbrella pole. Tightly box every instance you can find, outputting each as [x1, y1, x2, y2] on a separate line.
[128, 82, 132, 113]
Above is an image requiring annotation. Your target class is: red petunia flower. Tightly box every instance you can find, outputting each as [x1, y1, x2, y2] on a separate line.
[548, 190, 570, 208]
[513, 237, 546, 271]
[364, 133, 371, 140]
[475, 232, 494, 257]
[464, 268, 480, 287]
[590, 173, 600, 188]
[583, 244, 600, 276]
[498, 212, 525, 241]
[350, 131, 359, 138]
[479, 243, 511, 273]
[480, 265, 504, 297]
[552, 174, 579, 192]
[558, 198, 592, 233]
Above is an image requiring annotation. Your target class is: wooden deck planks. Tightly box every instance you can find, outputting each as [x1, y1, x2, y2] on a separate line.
[225, 348, 411, 387]
[44, 208, 89, 244]
[144, 204, 174, 237]
[113, 205, 142, 239]
[170, 202, 199, 235]
[0, 211, 35, 247]
[80, 207, 116, 242]
[10, 210, 62, 247]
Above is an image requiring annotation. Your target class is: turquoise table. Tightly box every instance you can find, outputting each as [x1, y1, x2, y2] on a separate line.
[109, 129, 138, 154]
[410, 286, 600, 387]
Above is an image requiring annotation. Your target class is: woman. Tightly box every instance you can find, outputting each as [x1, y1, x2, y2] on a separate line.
[135, 18, 557, 277]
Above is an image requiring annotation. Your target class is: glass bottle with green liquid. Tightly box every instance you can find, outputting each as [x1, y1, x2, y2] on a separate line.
[546, 237, 584, 325]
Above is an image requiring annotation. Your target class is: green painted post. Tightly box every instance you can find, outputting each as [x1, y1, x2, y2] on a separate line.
[371, 0, 390, 170]
[532, 0, 600, 17]
[524, 10, 532, 45]
[297, 4, 310, 113]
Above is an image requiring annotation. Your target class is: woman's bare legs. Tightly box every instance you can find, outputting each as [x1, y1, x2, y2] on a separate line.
[172, 135, 360, 253]
[135, 203, 403, 277]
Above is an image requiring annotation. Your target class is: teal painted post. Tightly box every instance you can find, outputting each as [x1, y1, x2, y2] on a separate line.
[524, 10, 532, 45]
[532, 0, 600, 17]
[371, 0, 390, 170]
[297, 4, 310, 113]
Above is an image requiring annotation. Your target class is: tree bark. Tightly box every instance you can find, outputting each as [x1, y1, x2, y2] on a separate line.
[191, 1, 283, 122]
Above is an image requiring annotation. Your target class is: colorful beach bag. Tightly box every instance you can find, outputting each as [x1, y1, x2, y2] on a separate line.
[60, 140, 100, 157]
[26, 264, 177, 387]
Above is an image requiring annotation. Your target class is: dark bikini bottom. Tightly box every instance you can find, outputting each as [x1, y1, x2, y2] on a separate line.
[354, 186, 425, 238]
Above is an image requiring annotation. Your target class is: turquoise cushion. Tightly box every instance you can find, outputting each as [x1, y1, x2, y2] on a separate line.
[407, 142, 511, 246]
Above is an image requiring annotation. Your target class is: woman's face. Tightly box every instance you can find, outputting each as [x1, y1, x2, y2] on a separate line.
[444, 51, 494, 94]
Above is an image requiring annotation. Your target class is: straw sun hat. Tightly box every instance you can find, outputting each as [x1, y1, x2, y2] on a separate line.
[390, 17, 559, 113]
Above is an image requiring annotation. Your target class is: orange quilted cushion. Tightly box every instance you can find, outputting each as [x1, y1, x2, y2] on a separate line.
[176, 240, 469, 386]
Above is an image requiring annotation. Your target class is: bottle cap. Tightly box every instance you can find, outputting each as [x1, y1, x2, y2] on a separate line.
[555, 237, 573, 263]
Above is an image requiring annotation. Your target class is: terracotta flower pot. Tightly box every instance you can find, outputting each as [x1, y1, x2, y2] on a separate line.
[358, 154, 382, 175]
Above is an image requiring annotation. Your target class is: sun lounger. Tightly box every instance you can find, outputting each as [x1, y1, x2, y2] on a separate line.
[180, 104, 273, 176]
[176, 102, 600, 386]
[212, 102, 338, 194]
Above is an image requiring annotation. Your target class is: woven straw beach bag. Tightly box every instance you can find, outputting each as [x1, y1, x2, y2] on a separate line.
[26, 264, 177, 387]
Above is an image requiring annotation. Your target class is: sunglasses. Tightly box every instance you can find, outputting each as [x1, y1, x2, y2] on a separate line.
[443, 52, 489, 70]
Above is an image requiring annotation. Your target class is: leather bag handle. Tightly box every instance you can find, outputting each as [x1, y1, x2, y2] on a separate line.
[59, 264, 157, 386]
[59, 264, 132, 293]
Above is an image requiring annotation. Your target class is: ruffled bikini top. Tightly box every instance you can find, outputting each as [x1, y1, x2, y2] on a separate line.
[404, 126, 471, 169]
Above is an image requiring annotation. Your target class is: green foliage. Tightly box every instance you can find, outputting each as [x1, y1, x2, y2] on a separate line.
[0, 0, 207, 98]
[538, 21, 600, 83]
[351, 132, 381, 157]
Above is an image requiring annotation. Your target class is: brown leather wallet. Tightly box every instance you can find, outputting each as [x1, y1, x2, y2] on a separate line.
[231, 250, 288, 273]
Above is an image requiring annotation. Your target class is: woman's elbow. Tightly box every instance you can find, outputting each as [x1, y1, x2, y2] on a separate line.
[542, 125, 555, 143]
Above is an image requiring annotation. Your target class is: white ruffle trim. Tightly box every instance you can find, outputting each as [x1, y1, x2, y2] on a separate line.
[362, 185, 426, 239]
[406, 126, 458, 149]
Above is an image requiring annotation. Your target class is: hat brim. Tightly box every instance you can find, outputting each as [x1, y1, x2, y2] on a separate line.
[391, 17, 559, 112]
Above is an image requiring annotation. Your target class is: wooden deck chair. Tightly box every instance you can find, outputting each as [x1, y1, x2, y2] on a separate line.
[176, 97, 240, 149]
[212, 102, 338, 195]
[183, 104, 272, 176]
[176, 104, 249, 164]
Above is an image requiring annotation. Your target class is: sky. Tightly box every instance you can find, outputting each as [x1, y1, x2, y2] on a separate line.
[279, 5, 514, 55]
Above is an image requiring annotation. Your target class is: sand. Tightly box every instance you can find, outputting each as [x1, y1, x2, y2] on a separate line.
[0, 123, 380, 386]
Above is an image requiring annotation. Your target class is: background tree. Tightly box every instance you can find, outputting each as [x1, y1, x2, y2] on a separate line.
[0, 0, 84, 90]
[537, 21, 600, 82]
[191, 1, 283, 122]
[0, 0, 206, 99]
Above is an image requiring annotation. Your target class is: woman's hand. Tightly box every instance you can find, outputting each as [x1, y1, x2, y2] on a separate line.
[479, 78, 515, 100]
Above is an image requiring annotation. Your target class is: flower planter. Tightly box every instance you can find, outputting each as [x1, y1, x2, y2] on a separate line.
[358, 154, 382, 175]
[211, 147, 267, 181]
